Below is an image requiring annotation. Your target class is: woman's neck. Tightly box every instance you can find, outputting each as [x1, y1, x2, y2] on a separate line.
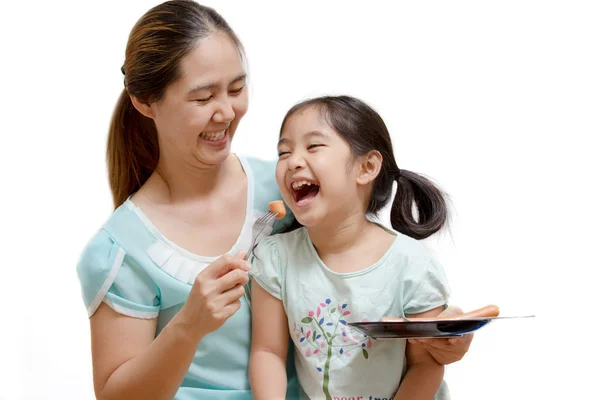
[142, 153, 240, 205]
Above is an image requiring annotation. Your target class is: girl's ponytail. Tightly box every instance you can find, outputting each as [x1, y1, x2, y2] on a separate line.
[390, 169, 448, 240]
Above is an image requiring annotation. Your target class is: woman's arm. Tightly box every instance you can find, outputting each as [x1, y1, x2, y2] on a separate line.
[394, 306, 445, 400]
[249, 280, 290, 399]
[91, 303, 199, 400]
[91, 252, 250, 400]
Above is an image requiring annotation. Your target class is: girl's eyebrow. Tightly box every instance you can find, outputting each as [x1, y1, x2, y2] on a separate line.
[187, 73, 247, 95]
[278, 131, 327, 146]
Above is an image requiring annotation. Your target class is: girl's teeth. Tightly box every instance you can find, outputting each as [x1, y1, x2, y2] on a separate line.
[292, 180, 313, 190]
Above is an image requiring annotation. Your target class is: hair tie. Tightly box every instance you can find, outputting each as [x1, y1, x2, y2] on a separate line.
[396, 168, 404, 181]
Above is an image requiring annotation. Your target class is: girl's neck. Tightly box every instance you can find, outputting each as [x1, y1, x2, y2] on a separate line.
[307, 211, 397, 274]
[142, 153, 241, 205]
[307, 209, 375, 257]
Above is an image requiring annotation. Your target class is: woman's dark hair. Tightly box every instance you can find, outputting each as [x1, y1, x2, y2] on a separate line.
[107, 0, 243, 208]
[280, 95, 449, 240]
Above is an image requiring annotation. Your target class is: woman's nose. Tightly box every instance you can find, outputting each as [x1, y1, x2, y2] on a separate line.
[212, 99, 235, 123]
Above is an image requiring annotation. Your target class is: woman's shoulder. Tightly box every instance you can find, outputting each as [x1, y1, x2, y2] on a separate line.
[77, 202, 151, 270]
[242, 155, 276, 171]
[76, 202, 163, 317]
[240, 155, 296, 232]
[241, 155, 278, 194]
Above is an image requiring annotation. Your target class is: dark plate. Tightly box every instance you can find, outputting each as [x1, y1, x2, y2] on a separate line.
[348, 318, 493, 339]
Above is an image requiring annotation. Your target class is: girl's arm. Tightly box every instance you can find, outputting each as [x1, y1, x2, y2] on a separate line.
[394, 306, 445, 400]
[91, 253, 249, 400]
[410, 306, 474, 364]
[249, 280, 290, 399]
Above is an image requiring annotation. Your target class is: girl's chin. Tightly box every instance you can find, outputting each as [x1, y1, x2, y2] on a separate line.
[293, 214, 321, 229]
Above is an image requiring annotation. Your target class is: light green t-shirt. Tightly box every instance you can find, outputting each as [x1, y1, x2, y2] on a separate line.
[251, 226, 450, 400]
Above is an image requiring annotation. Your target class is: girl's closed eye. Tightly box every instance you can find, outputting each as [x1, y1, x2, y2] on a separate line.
[307, 144, 324, 151]
[195, 96, 212, 103]
[278, 150, 291, 157]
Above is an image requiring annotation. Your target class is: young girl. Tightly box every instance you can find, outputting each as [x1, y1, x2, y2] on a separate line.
[249, 96, 451, 400]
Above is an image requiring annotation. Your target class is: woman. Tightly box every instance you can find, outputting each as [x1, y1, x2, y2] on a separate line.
[76, 1, 472, 399]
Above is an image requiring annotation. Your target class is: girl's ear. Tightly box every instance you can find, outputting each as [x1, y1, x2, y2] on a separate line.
[356, 150, 382, 186]
[130, 96, 155, 119]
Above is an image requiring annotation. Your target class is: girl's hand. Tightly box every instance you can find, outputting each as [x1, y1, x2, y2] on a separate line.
[408, 305, 474, 365]
[178, 251, 250, 341]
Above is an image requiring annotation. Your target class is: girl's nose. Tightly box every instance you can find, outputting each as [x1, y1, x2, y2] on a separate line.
[287, 152, 306, 171]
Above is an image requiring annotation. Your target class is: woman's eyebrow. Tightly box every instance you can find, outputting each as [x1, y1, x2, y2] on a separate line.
[187, 73, 247, 95]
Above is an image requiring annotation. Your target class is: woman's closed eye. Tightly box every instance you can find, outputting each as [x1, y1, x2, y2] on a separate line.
[195, 96, 212, 103]
[229, 85, 245, 95]
[307, 144, 324, 150]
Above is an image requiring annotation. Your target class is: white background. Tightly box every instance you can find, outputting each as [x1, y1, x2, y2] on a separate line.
[1, 1, 598, 399]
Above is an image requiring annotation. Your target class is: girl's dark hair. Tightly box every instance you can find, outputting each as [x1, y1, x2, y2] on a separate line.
[280, 95, 449, 240]
[107, 0, 243, 208]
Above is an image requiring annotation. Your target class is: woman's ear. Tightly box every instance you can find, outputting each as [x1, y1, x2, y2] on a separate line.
[130, 96, 155, 119]
[356, 150, 383, 186]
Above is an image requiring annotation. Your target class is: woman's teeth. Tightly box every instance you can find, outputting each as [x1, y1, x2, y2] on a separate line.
[292, 180, 315, 190]
[200, 129, 226, 141]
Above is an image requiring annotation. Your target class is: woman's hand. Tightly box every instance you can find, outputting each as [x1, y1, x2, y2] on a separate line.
[177, 251, 250, 341]
[408, 306, 474, 365]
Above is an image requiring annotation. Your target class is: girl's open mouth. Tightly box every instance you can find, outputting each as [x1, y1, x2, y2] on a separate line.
[291, 180, 320, 206]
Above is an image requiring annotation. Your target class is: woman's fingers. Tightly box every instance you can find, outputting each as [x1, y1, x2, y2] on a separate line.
[216, 267, 250, 293]
[219, 284, 247, 307]
[200, 251, 249, 280]
[220, 299, 243, 319]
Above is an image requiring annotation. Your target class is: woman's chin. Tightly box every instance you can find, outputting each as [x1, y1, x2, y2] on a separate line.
[194, 144, 232, 166]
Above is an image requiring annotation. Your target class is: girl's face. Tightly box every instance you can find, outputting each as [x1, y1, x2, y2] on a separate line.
[276, 107, 365, 228]
[147, 31, 249, 167]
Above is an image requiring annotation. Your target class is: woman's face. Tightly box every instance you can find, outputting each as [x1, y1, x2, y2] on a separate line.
[148, 31, 249, 167]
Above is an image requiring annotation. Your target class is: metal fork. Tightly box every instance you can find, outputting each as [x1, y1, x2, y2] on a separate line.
[242, 210, 278, 305]
[243, 211, 278, 261]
